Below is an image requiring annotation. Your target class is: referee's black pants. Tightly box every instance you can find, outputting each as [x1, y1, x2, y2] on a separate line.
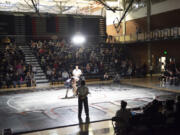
[78, 97, 89, 118]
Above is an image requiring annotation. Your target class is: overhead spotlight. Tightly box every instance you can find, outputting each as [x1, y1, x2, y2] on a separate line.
[72, 33, 86, 45]
[135, 3, 139, 8]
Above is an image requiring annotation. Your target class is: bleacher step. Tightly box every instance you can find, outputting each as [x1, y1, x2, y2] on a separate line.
[20, 44, 48, 85]
[36, 79, 49, 83]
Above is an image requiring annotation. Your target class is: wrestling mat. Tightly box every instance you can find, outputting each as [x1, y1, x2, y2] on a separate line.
[0, 84, 176, 134]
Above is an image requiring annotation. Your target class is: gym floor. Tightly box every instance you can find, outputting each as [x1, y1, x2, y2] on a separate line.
[0, 81, 177, 135]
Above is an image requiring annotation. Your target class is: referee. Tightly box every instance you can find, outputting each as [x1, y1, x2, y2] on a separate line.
[77, 80, 89, 120]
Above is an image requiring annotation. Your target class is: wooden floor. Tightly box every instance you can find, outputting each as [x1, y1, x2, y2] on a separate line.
[121, 76, 180, 93]
[20, 120, 114, 135]
[16, 75, 180, 135]
[1, 75, 180, 94]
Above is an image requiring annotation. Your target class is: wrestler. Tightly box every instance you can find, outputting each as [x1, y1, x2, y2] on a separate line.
[72, 66, 82, 96]
[64, 77, 78, 98]
[73, 66, 82, 81]
[72, 78, 77, 97]
[64, 78, 73, 98]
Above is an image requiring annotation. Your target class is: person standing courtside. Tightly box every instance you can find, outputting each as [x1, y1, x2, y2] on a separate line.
[77, 80, 90, 121]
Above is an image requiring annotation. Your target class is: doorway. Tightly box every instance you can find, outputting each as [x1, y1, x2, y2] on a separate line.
[159, 56, 166, 72]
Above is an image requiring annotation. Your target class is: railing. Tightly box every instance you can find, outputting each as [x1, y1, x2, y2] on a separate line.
[1, 27, 180, 44]
[0, 35, 106, 44]
[107, 27, 180, 43]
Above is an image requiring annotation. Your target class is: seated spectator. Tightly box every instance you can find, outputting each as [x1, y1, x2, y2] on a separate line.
[143, 99, 164, 126]
[92, 64, 99, 74]
[163, 100, 175, 125]
[98, 62, 104, 74]
[46, 67, 52, 79]
[86, 63, 91, 73]
[80, 75, 85, 81]
[142, 63, 147, 77]
[5, 73, 13, 88]
[115, 100, 132, 133]
[175, 95, 180, 114]
[127, 66, 132, 78]
[175, 95, 180, 125]
[62, 70, 69, 81]
[57, 71, 62, 83]
[16, 62, 23, 75]
[103, 72, 109, 80]
[143, 99, 161, 116]
[51, 71, 56, 85]
[113, 73, 120, 83]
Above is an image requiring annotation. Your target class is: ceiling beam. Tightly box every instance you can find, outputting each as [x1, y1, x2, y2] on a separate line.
[31, 0, 39, 15]
[116, 0, 134, 28]
[95, 0, 122, 12]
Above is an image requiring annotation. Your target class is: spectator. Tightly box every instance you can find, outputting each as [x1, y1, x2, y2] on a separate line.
[127, 65, 132, 78]
[103, 72, 109, 80]
[175, 95, 180, 113]
[62, 70, 69, 81]
[56, 70, 62, 83]
[143, 99, 161, 116]
[143, 99, 164, 127]
[92, 64, 99, 74]
[142, 63, 147, 77]
[12, 72, 21, 88]
[50, 71, 57, 85]
[163, 100, 175, 125]
[46, 67, 52, 79]
[0, 44, 32, 88]
[175, 95, 180, 125]
[113, 73, 120, 83]
[5, 73, 12, 88]
[25, 72, 32, 87]
[115, 100, 132, 133]
[86, 63, 91, 73]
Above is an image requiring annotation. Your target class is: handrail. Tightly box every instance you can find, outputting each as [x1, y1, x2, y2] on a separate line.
[0, 27, 180, 44]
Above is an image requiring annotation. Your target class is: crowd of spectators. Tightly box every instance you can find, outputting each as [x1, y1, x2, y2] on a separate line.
[1, 38, 180, 89]
[0, 38, 150, 88]
[91, 44, 148, 79]
[30, 39, 103, 83]
[113, 95, 180, 135]
[30, 39, 148, 84]
[0, 44, 36, 88]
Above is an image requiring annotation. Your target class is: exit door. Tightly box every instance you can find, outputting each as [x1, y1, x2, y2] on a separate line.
[159, 57, 166, 72]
